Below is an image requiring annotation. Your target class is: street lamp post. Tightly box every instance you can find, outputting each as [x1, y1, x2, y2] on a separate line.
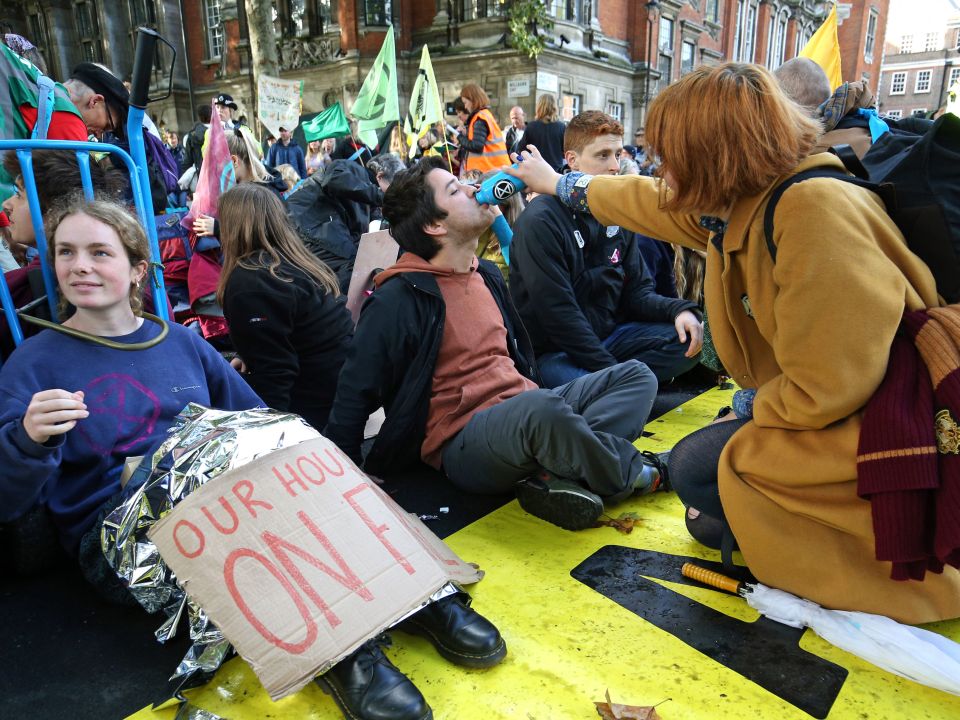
[642, 0, 660, 129]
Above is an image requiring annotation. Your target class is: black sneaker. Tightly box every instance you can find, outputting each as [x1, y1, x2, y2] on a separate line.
[636, 450, 670, 493]
[515, 473, 604, 531]
[316, 635, 432, 720]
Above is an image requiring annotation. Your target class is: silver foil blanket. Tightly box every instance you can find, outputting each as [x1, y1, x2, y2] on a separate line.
[101, 403, 320, 695]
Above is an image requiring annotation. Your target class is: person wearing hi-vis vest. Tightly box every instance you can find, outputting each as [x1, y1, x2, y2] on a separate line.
[456, 83, 511, 175]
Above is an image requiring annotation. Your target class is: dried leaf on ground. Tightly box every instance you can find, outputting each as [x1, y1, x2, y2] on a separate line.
[594, 690, 666, 720]
[595, 512, 643, 534]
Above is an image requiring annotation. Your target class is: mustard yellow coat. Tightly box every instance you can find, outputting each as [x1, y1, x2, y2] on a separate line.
[588, 153, 960, 623]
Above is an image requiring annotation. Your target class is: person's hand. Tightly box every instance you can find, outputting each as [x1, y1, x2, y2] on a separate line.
[192, 214, 215, 237]
[230, 356, 248, 374]
[23, 389, 87, 444]
[505, 146, 562, 197]
[675, 310, 704, 357]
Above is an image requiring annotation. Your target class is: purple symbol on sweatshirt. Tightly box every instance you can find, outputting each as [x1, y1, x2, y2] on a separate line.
[76, 373, 162, 454]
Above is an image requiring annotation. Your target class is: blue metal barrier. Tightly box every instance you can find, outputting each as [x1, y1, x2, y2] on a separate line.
[0, 27, 173, 368]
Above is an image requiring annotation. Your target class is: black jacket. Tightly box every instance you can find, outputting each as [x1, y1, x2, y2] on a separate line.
[182, 122, 207, 171]
[521, 120, 567, 171]
[510, 194, 699, 371]
[324, 260, 539, 475]
[222, 258, 353, 430]
[286, 159, 383, 292]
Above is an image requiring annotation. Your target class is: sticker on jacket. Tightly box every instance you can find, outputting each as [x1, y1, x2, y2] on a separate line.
[610, 248, 621, 264]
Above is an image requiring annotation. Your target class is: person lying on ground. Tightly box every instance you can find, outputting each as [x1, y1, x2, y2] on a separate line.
[325, 157, 669, 534]
[510, 110, 702, 388]
[505, 62, 960, 624]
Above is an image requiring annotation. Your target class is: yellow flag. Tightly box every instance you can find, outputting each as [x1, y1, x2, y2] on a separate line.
[800, 3, 843, 91]
[403, 45, 444, 159]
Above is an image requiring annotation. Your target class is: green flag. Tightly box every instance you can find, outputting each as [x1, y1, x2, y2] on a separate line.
[403, 44, 444, 158]
[351, 25, 399, 147]
[302, 102, 351, 142]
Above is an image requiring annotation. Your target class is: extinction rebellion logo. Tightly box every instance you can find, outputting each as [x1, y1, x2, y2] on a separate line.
[493, 179, 515, 201]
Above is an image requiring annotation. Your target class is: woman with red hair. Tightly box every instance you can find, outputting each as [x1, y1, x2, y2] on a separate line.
[508, 62, 960, 625]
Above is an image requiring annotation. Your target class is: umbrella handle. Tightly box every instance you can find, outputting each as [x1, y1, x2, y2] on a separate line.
[681, 563, 744, 595]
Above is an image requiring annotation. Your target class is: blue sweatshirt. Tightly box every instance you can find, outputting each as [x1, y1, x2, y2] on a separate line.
[0, 320, 263, 552]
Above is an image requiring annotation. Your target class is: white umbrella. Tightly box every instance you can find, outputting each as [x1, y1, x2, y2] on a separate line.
[682, 563, 960, 696]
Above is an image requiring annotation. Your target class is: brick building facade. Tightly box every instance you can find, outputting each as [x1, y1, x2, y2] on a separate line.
[877, 14, 960, 119]
[0, 1, 889, 139]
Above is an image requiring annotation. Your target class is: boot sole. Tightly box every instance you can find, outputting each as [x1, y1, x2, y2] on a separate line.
[396, 621, 508, 669]
[315, 675, 434, 720]
[515, 481, 603, 531]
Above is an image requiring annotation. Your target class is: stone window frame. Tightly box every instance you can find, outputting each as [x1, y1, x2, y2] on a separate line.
[949, 66, 960, 89]
[766, 5, 789, 69]
[889, 71, 906, 95]
[915, 69, 932, 94]
[73, 0, 103, 63]
[885, 109, 902, 120]
[911, 107, 928, 117]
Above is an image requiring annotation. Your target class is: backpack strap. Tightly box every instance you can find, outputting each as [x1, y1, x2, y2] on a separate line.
[763, 167, 880, 262]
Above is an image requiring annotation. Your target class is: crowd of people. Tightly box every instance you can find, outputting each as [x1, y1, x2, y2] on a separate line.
[1, 30, 959, 720]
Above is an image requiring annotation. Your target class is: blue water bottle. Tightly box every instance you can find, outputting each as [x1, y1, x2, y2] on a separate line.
[474, 164, 525, 205]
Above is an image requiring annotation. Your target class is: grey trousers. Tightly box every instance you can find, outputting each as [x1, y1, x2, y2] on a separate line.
[440, 360, 657, 499]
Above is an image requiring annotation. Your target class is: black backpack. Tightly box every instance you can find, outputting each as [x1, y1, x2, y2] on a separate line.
[764, 112, 960, 303]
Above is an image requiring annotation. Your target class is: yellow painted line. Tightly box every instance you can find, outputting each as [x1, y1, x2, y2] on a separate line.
[127, 385, 960, 719]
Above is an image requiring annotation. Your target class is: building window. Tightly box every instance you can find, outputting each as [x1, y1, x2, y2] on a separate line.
[950, 66, 960, 89]
[915, 69, 932, 93]
[925, 32, 940, 52]
[128, 0, 156, 26]
[706, 0, 719, 24]
[890, 71, 907, 94]
[551, 0, 584, 23]
[681, 41, 695, 75]
[864, 8, 878, 63]
[659, 54, 672, 90]
[732, 1, 742, 60]
[203, 0, 224, 58]
[659, 16, 674, 52]
[74, 1, 102, 63]
[742, 2, 757, 62]
[363, 0, 391, 26]
[885, 109, 902, 119]
[900, 34, 913, 53]
[912, 108, 928, 117]
[26, 8, 53, 74]
[768, 9, 788, 69]
[560, 93, 581, 121]
[605, 101, 623, 122]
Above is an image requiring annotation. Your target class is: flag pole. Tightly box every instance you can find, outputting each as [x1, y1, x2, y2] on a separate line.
[427, 61, 454, 175]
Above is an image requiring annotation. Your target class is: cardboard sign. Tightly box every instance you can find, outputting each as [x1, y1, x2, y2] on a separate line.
[258, 75, 304, 139]
[149, 436, 481, 700]
[345, 229, 400, 326]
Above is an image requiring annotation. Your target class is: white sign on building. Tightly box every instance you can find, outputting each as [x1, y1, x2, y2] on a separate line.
[507, 78, 531, 97]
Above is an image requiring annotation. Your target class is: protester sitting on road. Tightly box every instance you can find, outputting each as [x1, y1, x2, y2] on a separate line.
[325, 157, 669, 534]
[510, 110, 703, 388]
[456, 83, 511, 176]
[506, 62, 960, 624]
[218, 183, 353, 431]
[0, 197, 262, 591]
[285, 154, 384, 293]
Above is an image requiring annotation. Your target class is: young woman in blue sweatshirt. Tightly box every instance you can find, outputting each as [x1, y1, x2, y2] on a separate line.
[0, 198, 261, 570]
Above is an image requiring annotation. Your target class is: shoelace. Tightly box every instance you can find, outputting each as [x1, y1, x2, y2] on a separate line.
[640, 451, 671, 492]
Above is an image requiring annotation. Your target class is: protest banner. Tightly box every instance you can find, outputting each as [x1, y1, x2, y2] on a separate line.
[258, 75, 304, 139]
[149, 436, 481, 700]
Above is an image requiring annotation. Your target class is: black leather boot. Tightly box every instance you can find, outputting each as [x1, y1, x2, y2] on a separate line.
[316, 635, 432, 720]
[396, 592, 507, 669]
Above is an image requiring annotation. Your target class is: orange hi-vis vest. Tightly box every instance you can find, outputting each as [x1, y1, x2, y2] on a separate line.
[463, 108, 511, 173]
